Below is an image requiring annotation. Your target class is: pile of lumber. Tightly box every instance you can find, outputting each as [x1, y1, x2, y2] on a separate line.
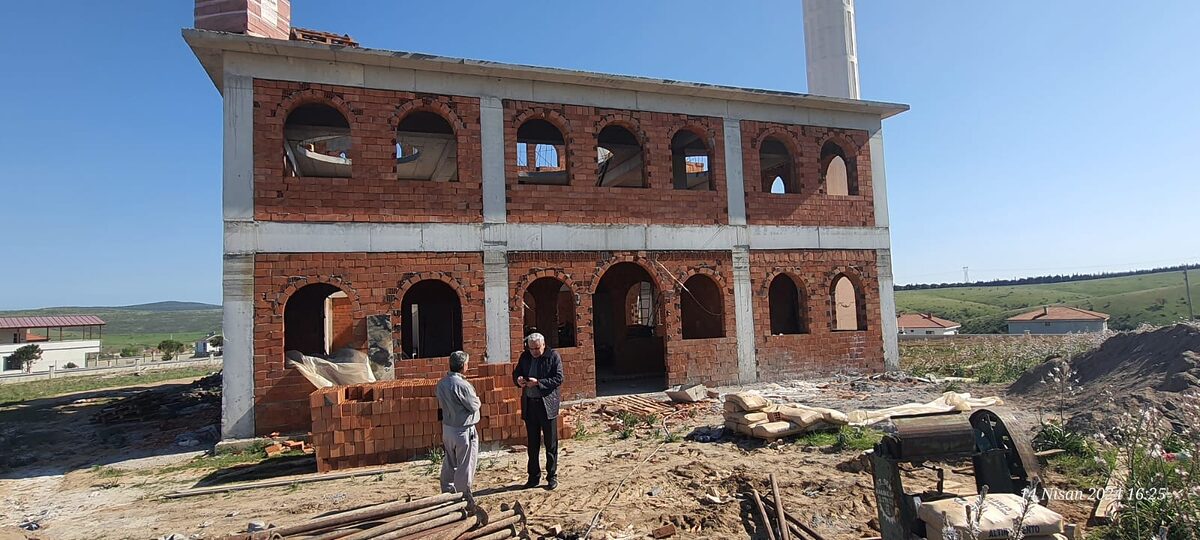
[225, 492, 529, 540]
[723, 392, 847, 441]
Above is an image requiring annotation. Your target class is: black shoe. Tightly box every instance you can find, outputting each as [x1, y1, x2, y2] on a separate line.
[545, 478, 558, 490]
[523, 478, 540, 489]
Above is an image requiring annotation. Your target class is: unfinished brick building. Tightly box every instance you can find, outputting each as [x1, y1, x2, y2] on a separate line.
[187, 0, 907, 441]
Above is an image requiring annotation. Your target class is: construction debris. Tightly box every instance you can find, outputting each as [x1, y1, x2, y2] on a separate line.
[92, 371, 221, 425]
[917, 494, 1064, 540]
[221, 492, 528, 540]
[665, 383, 708, 403]
[599, 395, 676, 418]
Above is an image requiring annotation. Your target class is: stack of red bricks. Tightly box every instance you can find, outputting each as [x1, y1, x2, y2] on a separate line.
[310, 363, 573, 472]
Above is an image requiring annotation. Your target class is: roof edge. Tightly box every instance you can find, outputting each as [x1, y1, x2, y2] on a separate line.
[183, 28, 909, 119]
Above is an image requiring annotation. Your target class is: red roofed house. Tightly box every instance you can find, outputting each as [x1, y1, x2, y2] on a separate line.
[1006, 306, 1109, 335]
[897, 313, 961, 336]
[1, 316, 106, 372]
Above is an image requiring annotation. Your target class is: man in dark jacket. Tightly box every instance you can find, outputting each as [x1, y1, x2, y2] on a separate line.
[512, 332, 564, 490]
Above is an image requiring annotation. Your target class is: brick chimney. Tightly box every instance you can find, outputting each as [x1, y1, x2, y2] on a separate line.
[195, 0, 291, 40]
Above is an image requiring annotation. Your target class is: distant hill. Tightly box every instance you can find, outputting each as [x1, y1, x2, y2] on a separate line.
[0, 302, 221, 337]
[896, 269, 1199, 333]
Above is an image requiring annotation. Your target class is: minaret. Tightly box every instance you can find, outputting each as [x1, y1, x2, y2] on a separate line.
[802, 0, 860, 99]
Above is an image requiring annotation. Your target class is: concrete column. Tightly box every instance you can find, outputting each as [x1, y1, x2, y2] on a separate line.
[731, 245, 757, 383]
[223, 74, 254, 221]
[722, 119, 747, 226]
[483, 248, 511, 364]
[869, 127, 889, 228]
[222, 254, 256, 439]
[480, 96, 507, 224]
[877, 249, 899, 371]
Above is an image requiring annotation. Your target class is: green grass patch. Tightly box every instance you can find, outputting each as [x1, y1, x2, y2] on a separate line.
[1046, 453, 1110, 489]
[900, 332, 1105, 383]
[90, 465, 126, 478]
[155, 443, 274, 475]
[0, 366, 217, 404]
[835, 426, 884, 451]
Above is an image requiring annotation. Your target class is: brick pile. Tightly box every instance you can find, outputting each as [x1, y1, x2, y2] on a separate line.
[310, 364, 573, 472]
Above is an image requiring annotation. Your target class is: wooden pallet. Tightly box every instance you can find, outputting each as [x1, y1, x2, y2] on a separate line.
[599, 395, 675, 418]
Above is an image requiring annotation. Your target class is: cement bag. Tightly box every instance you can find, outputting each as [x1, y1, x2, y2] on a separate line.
[775, 406, 824, 427]
[725, 411, 770, 426]
[726, 392, 771, 412]
[723, 401, 743, 413]
[751, 421, 804, 439]
[286, 349, 376, 388]
[918, 494, 1063, 540]
[782, 404, 849, 426]
[723, 421, 755, 436]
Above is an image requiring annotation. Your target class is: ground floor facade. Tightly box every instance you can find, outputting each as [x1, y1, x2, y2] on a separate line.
[234, 248, 889, 436]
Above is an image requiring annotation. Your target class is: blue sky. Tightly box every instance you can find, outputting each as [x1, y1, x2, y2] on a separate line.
[1, 1, 1197, 309]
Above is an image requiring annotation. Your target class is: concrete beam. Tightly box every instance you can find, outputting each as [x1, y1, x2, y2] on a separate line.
[225, 221, 891, 254]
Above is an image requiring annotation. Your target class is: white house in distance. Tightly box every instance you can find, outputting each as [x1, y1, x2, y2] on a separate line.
[1, 315, 106, 372]
[897, 313, 961, 335]
[1006, 306, 1109, 335]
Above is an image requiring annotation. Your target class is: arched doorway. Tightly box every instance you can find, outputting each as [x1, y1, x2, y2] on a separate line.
[522, 277, 576, 348]
[399, 280, 463, 359]
[592, 262, 665, 394]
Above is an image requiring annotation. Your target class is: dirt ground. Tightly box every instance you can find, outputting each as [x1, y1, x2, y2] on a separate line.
[0, 375, 1097, 540]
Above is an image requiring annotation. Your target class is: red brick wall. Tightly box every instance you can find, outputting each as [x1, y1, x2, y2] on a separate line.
[750, 250, 884, 378]
[308, 364, 578, 472]
[195, 0, 291, 40]
[252, 252, 486, 435]
[252, 80, 483, 223]
[507, 251, 738, 398]
[504, 100, 728, 225]
[740, 121, 875, 226]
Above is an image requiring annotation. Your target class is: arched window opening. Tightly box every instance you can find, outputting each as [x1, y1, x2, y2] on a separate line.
[596, 125, 645, 188]
[671, 130, 712, 190]
[832, 275, 865, 331]
[395, 111, 457, 181]
[759, 137, 796, 194]
[284, 103, 351, 178]
[593, 263, 665, 393]
[820, 141, 857, 196]
[516, 119, 568, 185]
[768, 275, 806, 335]
[522, 278, 577, 348]
[284, 283, 352, 356]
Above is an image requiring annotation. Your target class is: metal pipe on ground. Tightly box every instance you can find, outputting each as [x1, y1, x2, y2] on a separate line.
[388, 518, 475, 540]
[303, 501, 465, 540]
[471, 529, 520, 540]
[367, 509, 471, 540]
[337, 501, 469, 540]
[770, 474, 790, 540]
[457, 510, 522, 540]
[750, 488, 778, 540]
[271, 492, 463, 537]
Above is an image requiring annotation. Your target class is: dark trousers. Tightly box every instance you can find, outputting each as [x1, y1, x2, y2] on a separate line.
[524, 397, 558, 481]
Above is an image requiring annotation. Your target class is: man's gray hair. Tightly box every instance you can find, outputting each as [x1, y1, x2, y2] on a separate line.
[525, 332, 545, 346]
[449, 350, 469, 372]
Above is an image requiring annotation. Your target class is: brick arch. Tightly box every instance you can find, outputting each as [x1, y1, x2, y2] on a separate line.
[817, 132, 862, 195]
[670, 264, 728, 294]
[757, 267, 813, 300]
[511, 108, 573, 138]
[391, 98, 468, 132]
[387, 271, 473, 313]
[511, 268, 581, 312]
[588, 255, 665, 295]
[817, 132, 862, 160]
[595, 115, 649, 149]
[827, 267, 870, 331]
[274, 88, 357, 124]
[267, 275, 363, 318]
[667, 123, 716, 153]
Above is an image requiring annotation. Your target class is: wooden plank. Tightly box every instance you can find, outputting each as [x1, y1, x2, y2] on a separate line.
[1092, 454, 1129, 523]
[163, 463, 413, 499]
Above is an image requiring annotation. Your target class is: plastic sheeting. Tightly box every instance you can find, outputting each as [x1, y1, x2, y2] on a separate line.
[286, 349, 376, 388]
[847, 392, 1004, 426]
